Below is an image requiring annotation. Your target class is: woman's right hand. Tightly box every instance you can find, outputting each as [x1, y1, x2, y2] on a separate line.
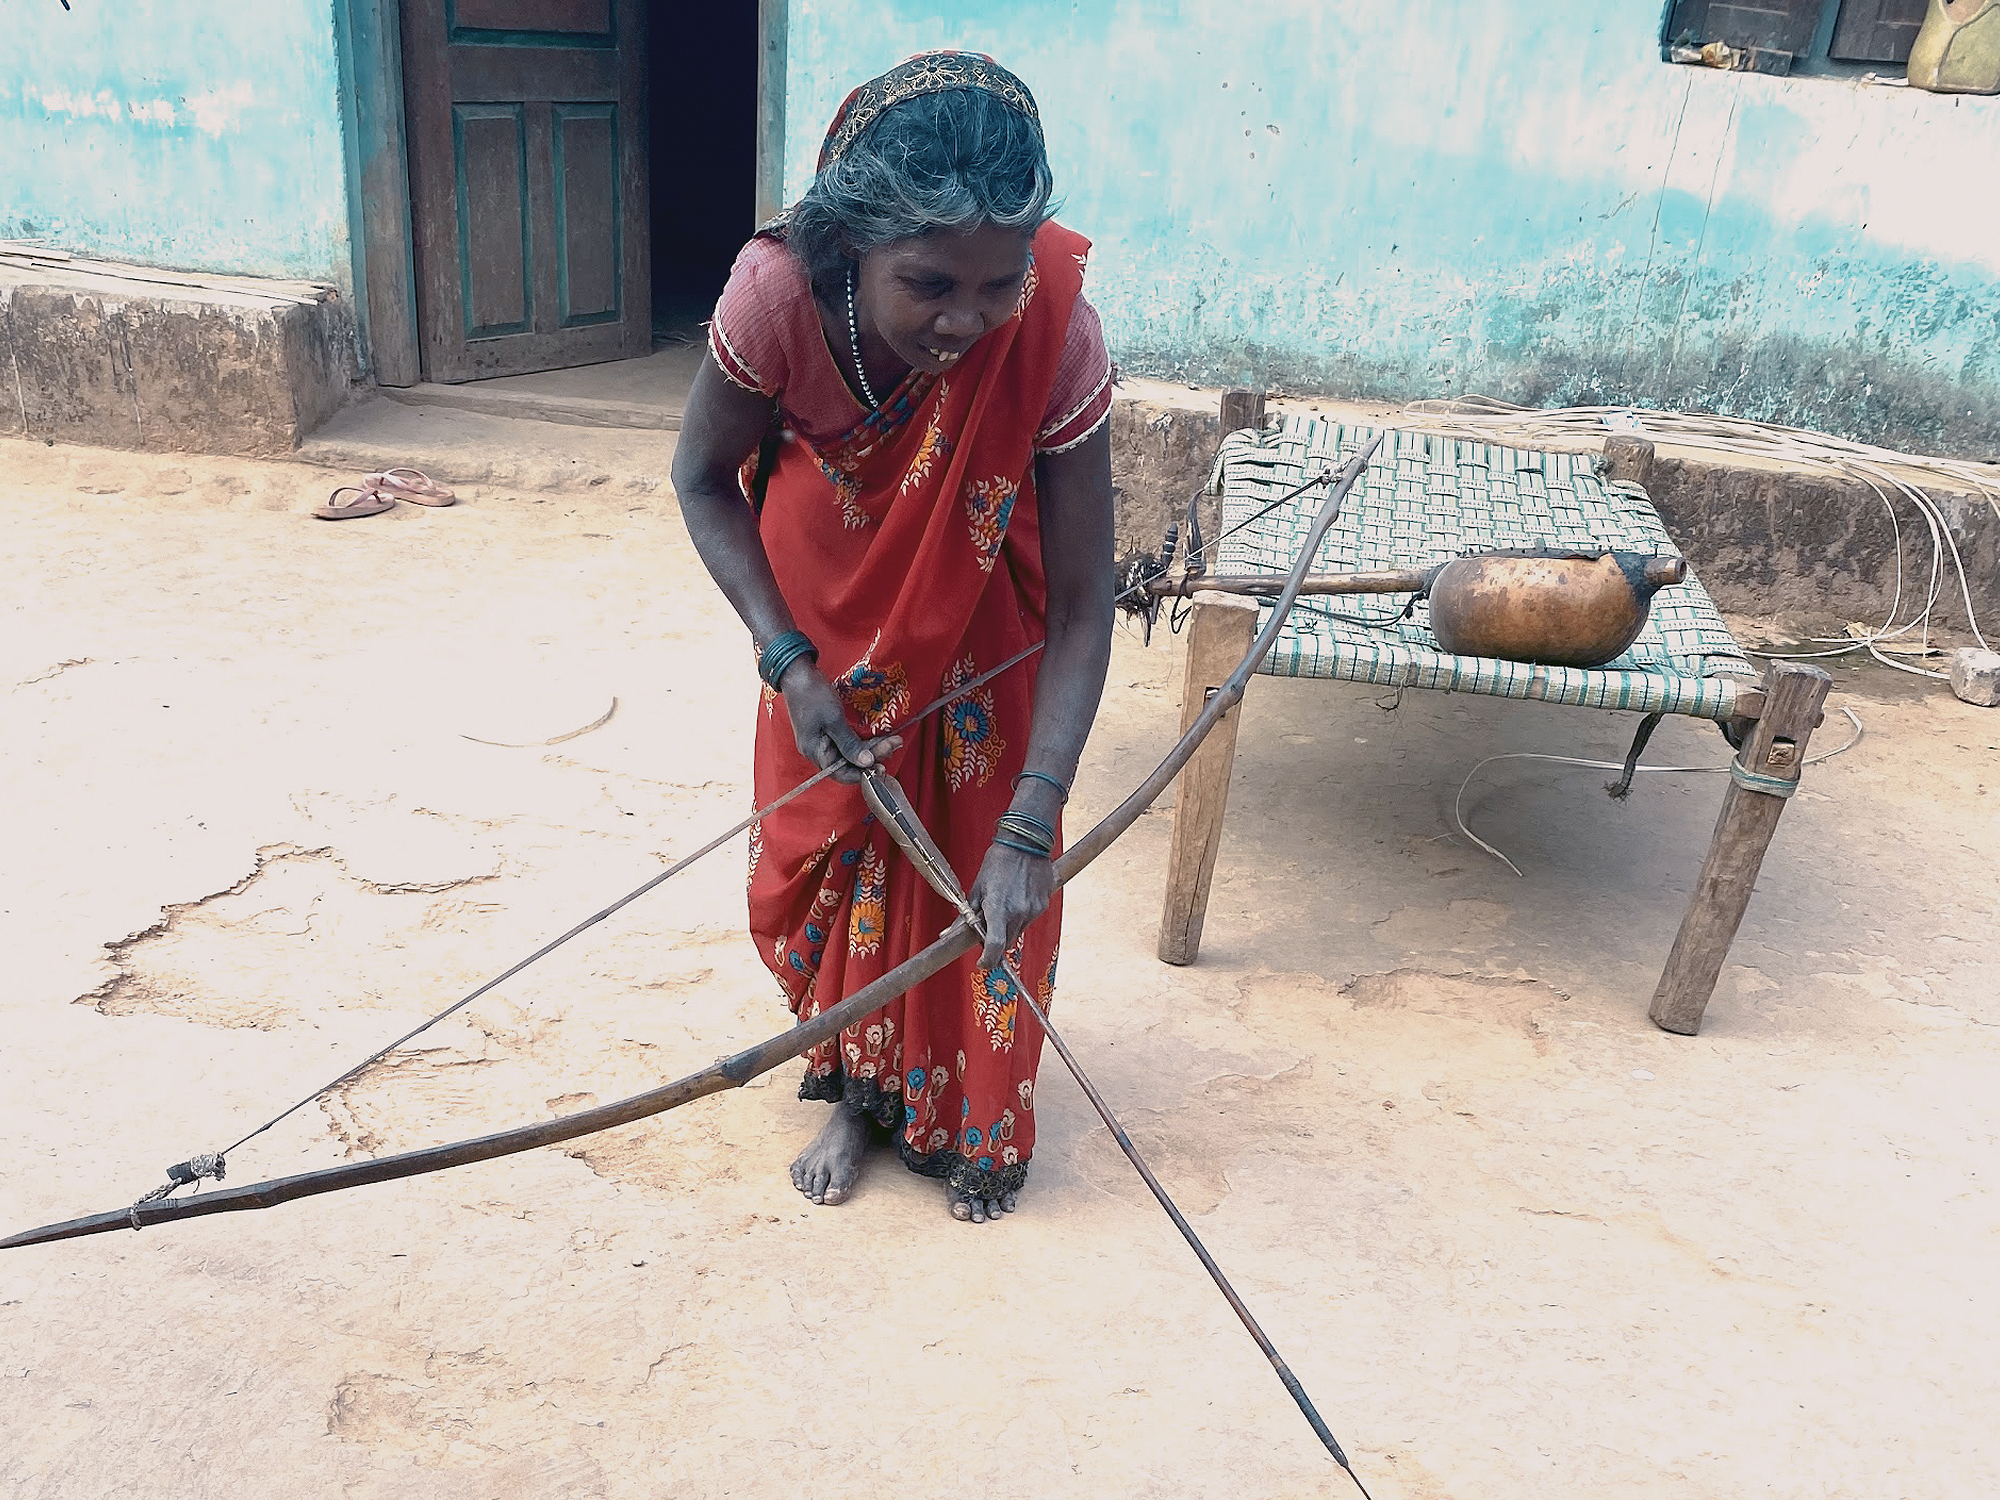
[778, 660, 902, 783]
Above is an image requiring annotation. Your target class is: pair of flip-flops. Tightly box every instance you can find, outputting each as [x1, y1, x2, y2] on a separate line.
[314, 468, 456, 520]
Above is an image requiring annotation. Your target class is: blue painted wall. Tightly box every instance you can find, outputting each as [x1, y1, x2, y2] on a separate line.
[0, 0, 354, 290]
[782, 2, 2000, 458]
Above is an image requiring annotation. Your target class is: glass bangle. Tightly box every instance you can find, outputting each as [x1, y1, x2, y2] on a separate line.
[757, 630, 818, 689]
[1011, 769, 1070, 802]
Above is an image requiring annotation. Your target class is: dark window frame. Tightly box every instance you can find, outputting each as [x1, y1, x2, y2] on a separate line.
[1661, 0, 1931, 77]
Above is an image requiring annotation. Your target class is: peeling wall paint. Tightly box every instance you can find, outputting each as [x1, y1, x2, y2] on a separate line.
[1, 1, 353, 291]
[783, 1, 2000, 458]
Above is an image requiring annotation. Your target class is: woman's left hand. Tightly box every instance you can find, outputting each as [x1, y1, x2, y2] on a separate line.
[967, 842, 1056, 971]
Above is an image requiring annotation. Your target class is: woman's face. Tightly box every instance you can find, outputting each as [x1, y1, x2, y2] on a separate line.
[856, 222, 1034, 376]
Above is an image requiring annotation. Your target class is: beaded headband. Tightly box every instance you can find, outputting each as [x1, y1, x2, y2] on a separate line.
[818, 50, 1042, 170]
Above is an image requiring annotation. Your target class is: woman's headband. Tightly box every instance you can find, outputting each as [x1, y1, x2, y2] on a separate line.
[819, 50, 1042, 171]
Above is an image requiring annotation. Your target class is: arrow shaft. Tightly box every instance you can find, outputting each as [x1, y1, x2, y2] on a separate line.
[863, 758, 1370, 1487]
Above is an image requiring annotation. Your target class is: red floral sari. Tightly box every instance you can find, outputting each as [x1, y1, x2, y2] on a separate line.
[746, 221, 1089, 1200]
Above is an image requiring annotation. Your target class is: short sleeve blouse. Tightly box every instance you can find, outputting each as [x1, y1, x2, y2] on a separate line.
[708, 236, 1115, 455]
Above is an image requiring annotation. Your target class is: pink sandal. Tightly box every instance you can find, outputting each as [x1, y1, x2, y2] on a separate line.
[314, 485, 394, 521]
[362, 467, 456, 507]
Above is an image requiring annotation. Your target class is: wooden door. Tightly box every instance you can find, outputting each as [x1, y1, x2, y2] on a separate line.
[401, 0, 650, 382]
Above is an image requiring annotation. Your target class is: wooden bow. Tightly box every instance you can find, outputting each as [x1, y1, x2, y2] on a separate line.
[1, 434, 1381, 1254]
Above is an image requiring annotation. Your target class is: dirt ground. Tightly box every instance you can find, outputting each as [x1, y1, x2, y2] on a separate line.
[2, 412, 1996, 1500]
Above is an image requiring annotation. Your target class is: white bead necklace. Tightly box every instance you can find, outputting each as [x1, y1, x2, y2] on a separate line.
[846, 263, 880, 410]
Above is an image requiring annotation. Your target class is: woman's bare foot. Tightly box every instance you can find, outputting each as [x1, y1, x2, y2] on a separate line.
[790, 1108, 870, 1205]
[947, 1184, 1020, 1224]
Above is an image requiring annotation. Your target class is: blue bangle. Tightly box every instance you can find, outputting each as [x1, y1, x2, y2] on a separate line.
[994, 815, 1054, 855]
[1011, 770, 1070, 803]
[757, 630, 818, 689]
[997, 811, 1056, 842]
[992, 834, 1053, 859]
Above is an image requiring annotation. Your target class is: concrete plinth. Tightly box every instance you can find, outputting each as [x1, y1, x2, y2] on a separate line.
[1, 251, 357, 457]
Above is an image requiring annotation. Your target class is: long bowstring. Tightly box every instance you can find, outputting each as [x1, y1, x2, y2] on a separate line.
[198, 462, 1336, 1173]
[211, 641, 1042, 1160]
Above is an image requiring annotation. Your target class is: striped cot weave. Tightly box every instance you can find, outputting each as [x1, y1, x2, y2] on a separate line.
[1209, 417, 1757, 721]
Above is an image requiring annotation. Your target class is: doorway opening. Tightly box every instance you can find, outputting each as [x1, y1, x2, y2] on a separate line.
[646, 0, 760, 344]
[375, 0, 764, 407]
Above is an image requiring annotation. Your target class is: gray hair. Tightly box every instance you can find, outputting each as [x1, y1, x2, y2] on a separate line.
[786, 88, 1055, 302]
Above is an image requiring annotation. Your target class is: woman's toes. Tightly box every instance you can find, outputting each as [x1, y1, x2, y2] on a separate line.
[950, 1194, 973, 1222]
[1000, 1191, 1019, 1214]
[822, 1182, 849, 1205]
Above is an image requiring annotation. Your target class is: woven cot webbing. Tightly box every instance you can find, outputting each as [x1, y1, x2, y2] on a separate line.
[1210, 417, 1756, 721]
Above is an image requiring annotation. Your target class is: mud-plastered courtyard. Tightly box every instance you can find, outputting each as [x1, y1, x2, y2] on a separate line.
[2, 430, 1996, 1500]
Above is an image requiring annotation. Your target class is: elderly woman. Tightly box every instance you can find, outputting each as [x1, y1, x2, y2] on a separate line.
[671, 53, 1115, 1226]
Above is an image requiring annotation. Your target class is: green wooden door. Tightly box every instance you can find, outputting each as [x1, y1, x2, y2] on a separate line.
[401, 0, 651, 381]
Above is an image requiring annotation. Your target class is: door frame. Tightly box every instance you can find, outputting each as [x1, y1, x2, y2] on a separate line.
[343, 0, 788, 388]
[756, 0, 788, 226]
[341, 0, 422, 387]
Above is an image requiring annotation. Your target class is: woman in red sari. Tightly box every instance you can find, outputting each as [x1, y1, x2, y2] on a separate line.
[672, 54, 1115, 1225]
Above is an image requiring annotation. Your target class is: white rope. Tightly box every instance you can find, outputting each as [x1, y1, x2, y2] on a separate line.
[1448, 707, 1865, 876]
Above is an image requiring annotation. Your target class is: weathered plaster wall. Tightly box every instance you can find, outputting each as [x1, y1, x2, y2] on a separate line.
[782, 2, 2000, 458]
[1, 0, 353, 291]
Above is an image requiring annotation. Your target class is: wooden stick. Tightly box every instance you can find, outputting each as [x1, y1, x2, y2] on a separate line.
[1149, 569, 1430, 598]
[1220, 388, 1266, 436]
[1648, 661, 1832, 1035]
[1158, 591, 1260, 964]
[1156, 387, 1282, 967]
[1601, 435, 1657, 489]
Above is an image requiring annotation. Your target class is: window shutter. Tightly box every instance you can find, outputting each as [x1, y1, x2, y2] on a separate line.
[1665, 0, 1825, 57]
[1828, 0, 1931, 62]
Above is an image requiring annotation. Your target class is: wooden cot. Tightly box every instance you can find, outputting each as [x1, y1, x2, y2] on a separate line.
[1156, 401, 1831, 1035]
